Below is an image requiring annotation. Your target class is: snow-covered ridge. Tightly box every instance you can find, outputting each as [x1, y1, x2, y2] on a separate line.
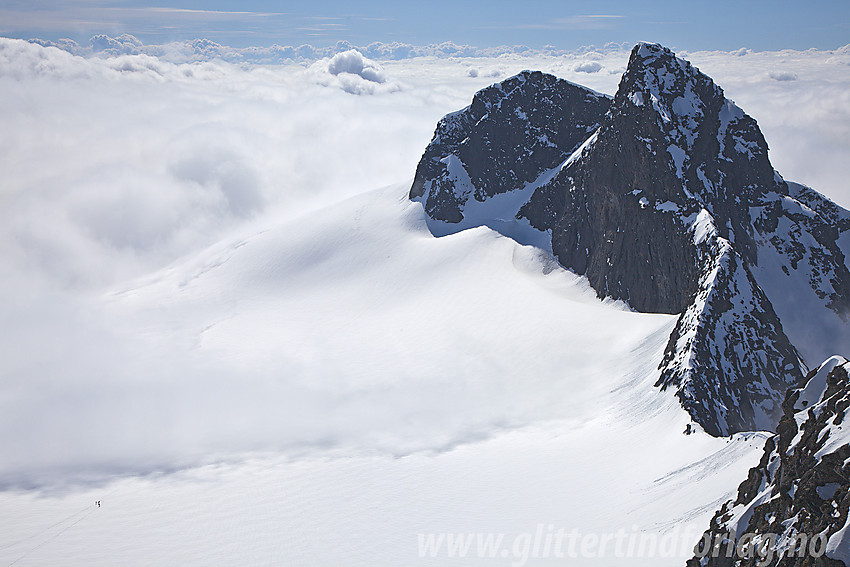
[692, 356, 850, 565]
[655, 234, 801, 436]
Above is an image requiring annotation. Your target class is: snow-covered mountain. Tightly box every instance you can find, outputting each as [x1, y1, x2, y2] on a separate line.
[689, 356, 850, 565]
[410, 42, 850, 437]
[3, 36, 850, 566]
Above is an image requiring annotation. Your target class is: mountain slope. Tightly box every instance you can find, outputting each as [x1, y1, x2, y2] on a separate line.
[689, 357, 850, 566]
[92, 185, 680, 476]
[750, 179, 850, 367]
[410, 42, 850, 436]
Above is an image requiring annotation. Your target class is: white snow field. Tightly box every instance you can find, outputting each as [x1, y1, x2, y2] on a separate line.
[1, 38, 849, 565]
[0, 183, 770, 566]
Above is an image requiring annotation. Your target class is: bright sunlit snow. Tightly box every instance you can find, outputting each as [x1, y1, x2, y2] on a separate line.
[1, 37, 849, 565]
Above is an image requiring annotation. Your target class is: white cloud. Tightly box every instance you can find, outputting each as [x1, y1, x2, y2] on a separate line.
[327, 49, 386, 83]
[0, 37, 453, 287]
[768, 70, 797, 81]
[575, 61, 602, 73]
[310, 49, 401, 94]
[27, 33, 619, 64]
[90, 33, 142, 54]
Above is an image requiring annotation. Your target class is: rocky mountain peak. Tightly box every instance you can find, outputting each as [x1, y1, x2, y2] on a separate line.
[409, 42, 850, 437]
[409, 70, 609, 227]
[616, 42, 725, 151]
[605, 41, 779, 264]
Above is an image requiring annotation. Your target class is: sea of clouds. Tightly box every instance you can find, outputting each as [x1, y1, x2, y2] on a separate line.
[33, 33, 615, 64]
[1, 35, 849, 489]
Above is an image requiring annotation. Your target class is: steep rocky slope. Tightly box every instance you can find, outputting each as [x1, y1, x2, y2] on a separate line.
[688, 357, 850, 566]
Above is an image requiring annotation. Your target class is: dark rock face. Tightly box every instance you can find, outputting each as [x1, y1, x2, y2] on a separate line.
[409, 70, 610, 225]
[520, 42, 789, 313]
[409, 42, 850, 437]
[688, 357, 850, 566]
[517, 120, 701, 314]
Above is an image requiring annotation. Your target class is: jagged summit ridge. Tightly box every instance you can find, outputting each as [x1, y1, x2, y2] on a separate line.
[621, 42, 723, 161]
[409, 42, 850, 437]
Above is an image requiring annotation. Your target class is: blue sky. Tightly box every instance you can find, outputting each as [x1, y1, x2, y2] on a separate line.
[1, 0, 848, 51]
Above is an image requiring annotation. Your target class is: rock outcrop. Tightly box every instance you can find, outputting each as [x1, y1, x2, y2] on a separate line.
[688, 357, 850, 566]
